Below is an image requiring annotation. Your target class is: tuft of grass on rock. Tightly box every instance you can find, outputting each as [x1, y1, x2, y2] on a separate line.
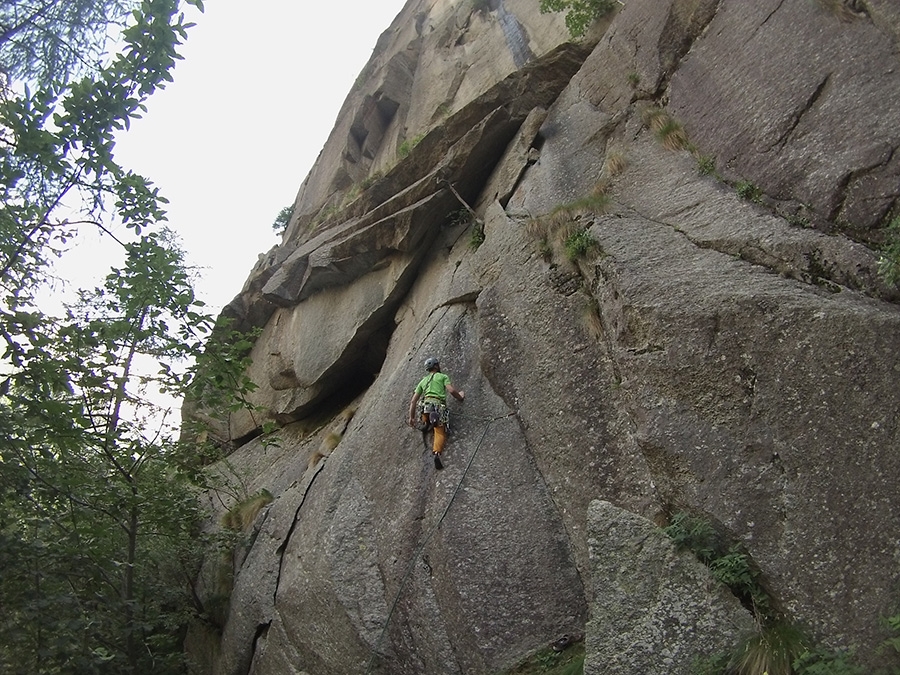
[504, 639, 585, 675]
[728, 621, 807, 675]
[222, 490, 274, 532]
[736, 180, 763, 203]
[695, 153, 717, 176]
[642, 106, 690, 151]
[398, 132, 425, 158]
[604, 151, 628, 176]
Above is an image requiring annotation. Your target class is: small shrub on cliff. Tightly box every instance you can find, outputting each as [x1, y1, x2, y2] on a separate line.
[664, 513, 774, 620]
[792, 647, 867, 674]
[663, 512, 718, 563]
[398, 133, 425, 158]
[736, 180, 763, 203]
[272, 205, 293, 234]
[505, 639, 584, 674]
[526, 218, 554, 260]
[878, 215, 900, 285]
[563, 227, 599, 261]
[469, 222, 486, 250]
[696, 154, 717, 177]
[539, 0, 618, 37]
[552, 183, 611, 218]
[581, 297, 604, 340]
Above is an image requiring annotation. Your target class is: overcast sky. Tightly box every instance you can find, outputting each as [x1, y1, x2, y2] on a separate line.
[106, 0, 408, 313]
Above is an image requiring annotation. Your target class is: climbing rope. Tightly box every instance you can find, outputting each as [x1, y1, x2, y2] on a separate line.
[364, 411, 515, 675]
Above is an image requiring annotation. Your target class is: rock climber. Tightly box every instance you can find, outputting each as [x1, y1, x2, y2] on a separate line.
[407, 357, 464, 470]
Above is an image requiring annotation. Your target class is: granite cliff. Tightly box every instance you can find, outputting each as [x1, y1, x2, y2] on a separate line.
[186, 1, 900, 673]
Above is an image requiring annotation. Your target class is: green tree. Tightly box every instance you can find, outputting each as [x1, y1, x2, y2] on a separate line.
[0, 0, 203, 297]
[0, 0, 232, 672]
[0, 231, 216, 673]
[272, 204, 293, 234]
[539, 0, 618, 37]
[0, 0, 140, 86]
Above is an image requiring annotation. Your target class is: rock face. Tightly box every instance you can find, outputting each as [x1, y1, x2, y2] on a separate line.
[584, 500, 754, 674]
[188, 1, 900, 673]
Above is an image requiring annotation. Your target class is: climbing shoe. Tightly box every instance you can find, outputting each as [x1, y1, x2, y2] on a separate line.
[434, 454, 443, 470]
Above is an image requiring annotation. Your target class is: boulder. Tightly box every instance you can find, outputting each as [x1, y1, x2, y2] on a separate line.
[584, 500, 754, 675]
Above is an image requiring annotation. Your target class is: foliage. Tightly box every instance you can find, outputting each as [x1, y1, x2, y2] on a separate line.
[398, 132, 425, 158]
[641, 105, 691, 151]
[539, 0, 618, 37]
[549, 185, 611, 220]
[662, 512, 718, 564]
[505, 640, 585, 674]
[0, 1, 236, 672]
[526, 217, 554, 261]
[604, 151, 627, 176]
[272, 204, 293, 234]
[525, 184, 609, 262]
[709, 546, 771, 617]
[222, 490, 274, 531]
[793, 647, 867, 675]
[0, 231, 217, 673]
[877, 215, 900, 285]
[0, 0, 203, 295]
[691, 652, 731, 675]
[0, 0, 139, 87]
[359, 170, 384, 190]
[469, 222, 486, 250]
[564, 227, 599, 261]
[736, 180, 764, 203]
[697, 154, 717, 176]
[729, 621, 808, 675]
[656, 117, 690, 151]
[663, 513, 774, 620]
[664, 514, 882, 675]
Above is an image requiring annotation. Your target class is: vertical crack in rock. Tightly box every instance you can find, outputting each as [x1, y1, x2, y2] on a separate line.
[246, 621, 272, 675]
[272, 461, 328, 604]
[770, 73, 831, 152]
[760, 0, 788, 29]
[649, 0, 726, 97]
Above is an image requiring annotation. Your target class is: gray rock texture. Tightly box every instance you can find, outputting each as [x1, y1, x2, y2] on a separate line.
[186, 0, 900, 673]
[584, 500, 754, 675]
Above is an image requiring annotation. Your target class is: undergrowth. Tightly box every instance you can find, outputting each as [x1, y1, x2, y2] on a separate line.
[526, 183, 609, 263]
[667, 512, 900, 674]
[505, 640, 584, 675]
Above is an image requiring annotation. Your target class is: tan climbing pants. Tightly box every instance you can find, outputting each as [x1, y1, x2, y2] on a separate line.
[420, 414, 447, 455]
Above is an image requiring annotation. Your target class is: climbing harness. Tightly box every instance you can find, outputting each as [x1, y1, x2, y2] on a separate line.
[365, 410, 516, 675]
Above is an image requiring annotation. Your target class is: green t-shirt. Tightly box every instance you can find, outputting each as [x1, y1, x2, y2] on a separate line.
[416, 372, 451, 401]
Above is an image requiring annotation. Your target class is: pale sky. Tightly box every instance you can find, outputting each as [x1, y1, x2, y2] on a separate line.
[107, 0, 409, 314]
